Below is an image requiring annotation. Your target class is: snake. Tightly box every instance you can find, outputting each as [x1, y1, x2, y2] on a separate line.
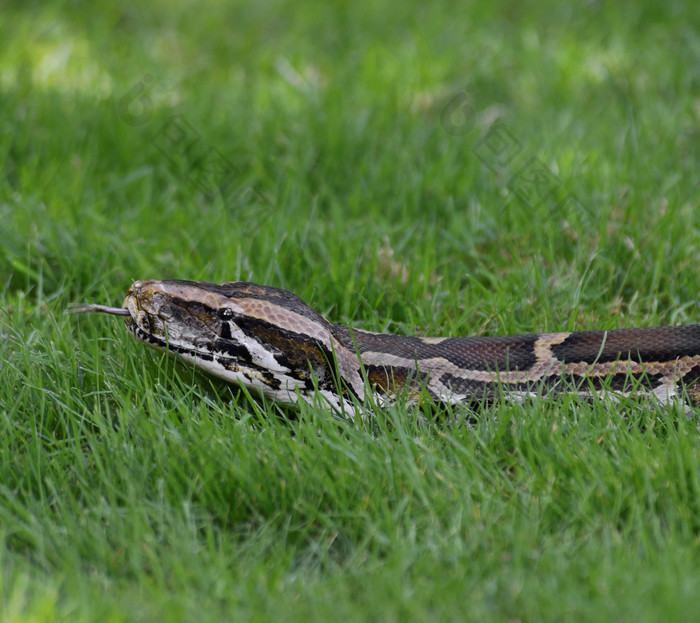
[69, 279, 700, 413]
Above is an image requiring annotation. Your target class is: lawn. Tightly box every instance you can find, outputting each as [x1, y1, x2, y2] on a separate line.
[2, 0, 700, 620]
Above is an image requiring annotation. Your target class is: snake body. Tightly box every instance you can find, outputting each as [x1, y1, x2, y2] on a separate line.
[73, 279, 700, 412]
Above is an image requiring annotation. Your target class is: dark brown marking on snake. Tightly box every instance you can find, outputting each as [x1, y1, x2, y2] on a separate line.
[365, 365, 416, 394]
[551, 325, 700, 365]
[209, 337, 256, 367]
[219, 321, 233, 340]
[568, 371, 667, 393]
[337, 328, 541, 372]
[438, 369, 670, 401]
[234, 314, 361, 399]
[436, 373, 541, 401]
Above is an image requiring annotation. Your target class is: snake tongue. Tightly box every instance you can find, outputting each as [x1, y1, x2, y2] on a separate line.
[66, 303, 131, 316]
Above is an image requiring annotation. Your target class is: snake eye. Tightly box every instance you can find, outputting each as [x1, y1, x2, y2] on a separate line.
[218, 308, 234, 320]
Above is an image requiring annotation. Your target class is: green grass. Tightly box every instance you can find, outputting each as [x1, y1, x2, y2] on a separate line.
[2, 0, 700, 620]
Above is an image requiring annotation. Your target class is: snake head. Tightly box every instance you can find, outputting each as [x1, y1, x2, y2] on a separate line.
[123, 279, 239, 349]
[118, 279, 363, 410]
[122, 279, 334, 348]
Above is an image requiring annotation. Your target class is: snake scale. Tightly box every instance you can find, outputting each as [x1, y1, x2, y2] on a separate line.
[71, 279, 700, 413]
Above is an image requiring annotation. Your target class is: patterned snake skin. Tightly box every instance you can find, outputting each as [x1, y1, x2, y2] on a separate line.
[71, 279, 700, 413]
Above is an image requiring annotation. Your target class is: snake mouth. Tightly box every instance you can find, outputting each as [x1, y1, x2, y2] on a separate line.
[125, 317, 167, 349]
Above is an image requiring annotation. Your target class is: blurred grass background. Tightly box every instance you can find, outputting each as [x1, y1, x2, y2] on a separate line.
[1, 0, 700, 620]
